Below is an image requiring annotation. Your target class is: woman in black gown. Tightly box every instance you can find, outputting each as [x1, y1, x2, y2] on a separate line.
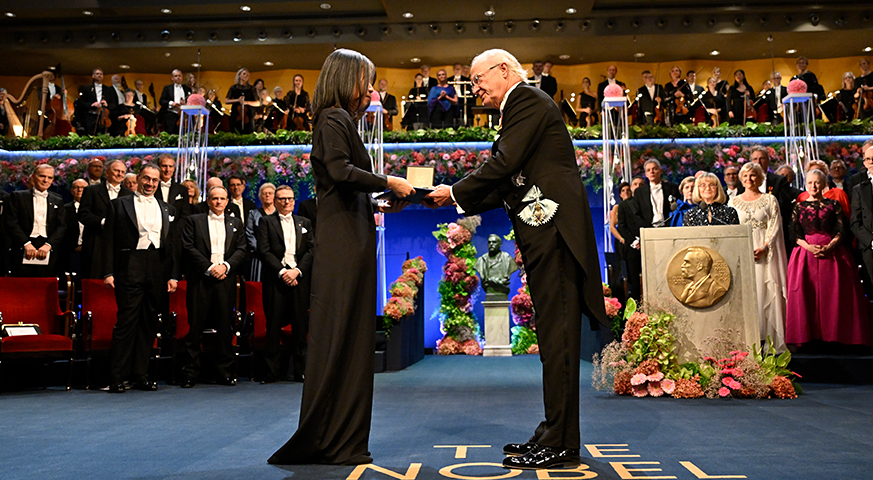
[226, 68, 257, 133]
[727, 69, 755, 126]
[576, 77, 597, 127]
[268, 48, 414, 466]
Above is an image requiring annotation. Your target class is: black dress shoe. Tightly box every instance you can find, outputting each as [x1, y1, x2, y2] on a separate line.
[216, 377, 237, 386]
[503, 441, 537, 456]
[502, 445, 581, 470]
[180, 379, 196, 388]
[107, 382, 126, 393]
[260, 374, 278, 384]
[131, 378, 158, 391]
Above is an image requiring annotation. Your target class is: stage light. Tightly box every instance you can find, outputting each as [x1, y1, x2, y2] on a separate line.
[164, 52, 171, 57]
[503, 21, 514, 33]
[835, 15, 847, 27]
[109, 32, 118, 42]
[208, 31, 218, 41]
[554, 21, 564, 32]
[455, 23, 466, 34]
[484, 6, 495, 20]
[191, 63, 200, 68]
[480, 22, 491, 33]
[403, 12, 413, 19]
[320, 3, 331, 10]
[784, 15, 793, 24]
[566, 8, 576, 15]
[356, 27, 367, 38]
[710, 50, 720, 56]
[119, 64, 130, 69]
[410, 57, 421, 63]
[707, 17, 717, 27]
[809, 14, 819, 26]
[429, 24, 440, 34]
[682, 18, 692, 27]
[87, 33, 97, 43]
[657, 19, 667, 29]
[559, 54, 570, 60]
[605, 20, 615, 29]
[634, 52, 645, 58]
[161, 9, 171, 14]
[760, 16, 768, 25]
[531, 19, 540, 31]
[233, 31, 242, 41]
[5, 12, 15, 17]
[331, 28, 342, 37]
[185, 31, 195, 41]
[161, 30, 170, 41]
[865, 47, 872, 52]
[580, 19, 591, 30]
[258, 30, 268, 41]
[82, 11, 93, 16]
[240, 6, 251, 12]
[264, 61, 274, 66]
[786, 49, 796, 54]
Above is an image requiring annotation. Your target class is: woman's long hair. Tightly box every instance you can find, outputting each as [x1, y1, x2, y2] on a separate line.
[732, 69, 755, 96]
[311, 49, 376, 121]
[234, 68, 250, 86]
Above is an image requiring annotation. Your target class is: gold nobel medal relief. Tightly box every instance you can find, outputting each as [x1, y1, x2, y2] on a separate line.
[667, 246, 731, 308]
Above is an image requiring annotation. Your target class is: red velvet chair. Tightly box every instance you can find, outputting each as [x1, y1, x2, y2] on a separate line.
[245, 280, 295, 380]
[169, 279, 242, 383]
[0, 277, 75, 392]
[80, 279, 163, 389]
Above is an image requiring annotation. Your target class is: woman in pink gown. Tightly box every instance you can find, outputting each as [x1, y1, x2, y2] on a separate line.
[786, 169, 872, 347]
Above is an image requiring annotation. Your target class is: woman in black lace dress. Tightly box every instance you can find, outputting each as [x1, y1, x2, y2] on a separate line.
[684, 173, 740, 226]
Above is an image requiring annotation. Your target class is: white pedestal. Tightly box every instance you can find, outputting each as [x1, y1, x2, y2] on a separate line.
[482, 295, 512, 357]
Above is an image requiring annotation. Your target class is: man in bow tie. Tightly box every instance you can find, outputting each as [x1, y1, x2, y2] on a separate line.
[5, 164, 67, 278]
[159, 69, 191, 133]
[157, 154, 189, 212]
[101, 164, 179, 393]
[178, 185, 247, 388]
[256, 185, 313, 383]
[78, 159, 133, 279]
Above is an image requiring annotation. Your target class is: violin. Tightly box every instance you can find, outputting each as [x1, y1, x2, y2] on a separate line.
[125, 112, 137, 136]
[673, 80, 689, 116]
[743, 89, 756, 122]
[855, 89, 873, 120]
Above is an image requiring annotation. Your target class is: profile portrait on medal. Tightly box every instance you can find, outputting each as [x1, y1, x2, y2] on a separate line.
[668, 246, 730, 308]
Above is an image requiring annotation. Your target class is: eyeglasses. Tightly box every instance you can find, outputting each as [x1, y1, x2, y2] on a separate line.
[472, 63, 502, 86]
[275, 197, 295, 203]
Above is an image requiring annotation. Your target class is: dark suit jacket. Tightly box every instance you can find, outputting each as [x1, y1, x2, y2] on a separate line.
[159, 83, 192, 121]
[851, 180, 873, 280]
[381, 93, 398, 117]
[78, 182, 134, 277]
[100, 195, 179, 280]
[296, 198, 317, 233]
[80, 83, 118, 111]
[636, 85, 666, 124]
[181, 213, 247, 280]
[5, 189, 66, 250]
[850, 171, 869, 195]
[530, 75, 558, 99]
[195, 201, 241, 220]
[158, 181, 190, 213]
[766, 86, 788, 120]
[256, 213, 314, 287]
[450, 83, 607, 329]
[62, 201, 81, 255]
[230, 197, 256, 225]
[630, 181, 682, 231]
[0, 190, 8, 273]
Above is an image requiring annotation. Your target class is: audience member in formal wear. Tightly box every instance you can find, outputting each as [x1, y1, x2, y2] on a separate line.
[830, 159, 851, 195]
[158, 69, 191, 133]
[256, 185, 314, 384]
[156, 154, 188, 212]
[228, 175, 256, 226]
[849, 140, 873, 189]
[631, 159, 682, 230]
[796, 160, 850, 217]
[529, 60, 557, 99]
[616, 178, 646, 300]
[102, 164, 179, 393]
[636, 71, 664, 126]
[684, 173, 740, 227]
[727, 69, 756, 125]
[4, 165, 66, 278]
[122, 173, 137, 191]
[245, 183, 276, 282]
[195, 178, 241, 219]
[786, 169, 871, 349]
[0, 189, 9, 275]
[669, 176, 697, 227]
[78, 159, 133, 279]
[268, 49, 414, 466]
[86, 159, 104, 185]
[850, 143, 873, 297]
[427, 69, 458, 129]
[419, 65, 437, 92]
[82, 68, 116, 135]
[729, 163, 788, 352]
[182, 179, 200, 206]
[723, 166, 740, 200]
[62, 178, 88, 277]
[179, 185, 247, 388]
[575, 77, 597, 127]
[596, 65, 624, 115]
[226, 68, 258, 134]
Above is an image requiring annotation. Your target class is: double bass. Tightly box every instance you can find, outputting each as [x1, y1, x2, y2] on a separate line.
[43, 67, 73, 138]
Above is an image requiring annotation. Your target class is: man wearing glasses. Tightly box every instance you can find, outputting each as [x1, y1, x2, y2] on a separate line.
[426, 49, 608, 470]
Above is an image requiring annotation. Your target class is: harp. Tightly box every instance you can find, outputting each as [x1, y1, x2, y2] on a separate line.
[3, 71, 51, 138]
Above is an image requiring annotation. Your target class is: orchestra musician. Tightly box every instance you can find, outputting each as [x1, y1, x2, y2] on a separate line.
[81, 68, 117, 135]
[701, 76, 726, 126]
[663, 66, 692, 125]
[427, 69, 458, 129]
[110, 90, 138, 137]
[158, 69, 191, 133]
[267, 86, 286, 132]
[596, 65, 625, 115]
[727, 69, 756, 126]
[636, 70, 665, 126]
[855, 58, 873, 120]
[838, 72, 857, 122]
[529, 60, 558, 99]
[133, 79, 157, 134]
[254, 88, 274, 134]
[186, 72, 197, 91]
[791, 56, 824, 109]
[765, 72, 788, 124]
[402, 73, 429, 129]
[109, 75, 127, 110]
[282, 75, 312, 132]
[420, 65, 437, 92]
[0, 88, 9, 137]
[377, 79, 398, 129]
[686, 70, 705, 121]
[712, 67, 730, 97]
[199, 87, 225, 133]
[575, 77, 597, 127]
[226, 68, 258, 134]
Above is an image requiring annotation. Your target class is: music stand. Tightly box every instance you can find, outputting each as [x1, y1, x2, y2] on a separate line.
[560, 99, 578, 126]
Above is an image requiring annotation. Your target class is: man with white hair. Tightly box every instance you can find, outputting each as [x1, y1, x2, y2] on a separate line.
[427, 49, 607, 470]
[5, 164, 67, 277]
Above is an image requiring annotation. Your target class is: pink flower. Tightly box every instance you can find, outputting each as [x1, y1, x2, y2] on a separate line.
[787, 79, 807, 94]
[604, 297, 621, 317]
[647, 371, 664, 382]
[631, 373, 648, 386]
[632, 384, 648, 397]
[722, 377, 742, 390]
[647, 382, 664, 397]
[661, 378, 675, 395]
[718, 387, 731, 397]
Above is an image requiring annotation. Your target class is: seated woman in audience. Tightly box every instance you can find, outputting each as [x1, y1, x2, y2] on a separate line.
[576, 77, 597, 127]
[684, 173, 740, 226]
[796, 160, 849, 216]
[728, 162, 788, 352]
[669, 176, 697, 227]
[245, 182, 277, 282]
[786, 169, 871, 349]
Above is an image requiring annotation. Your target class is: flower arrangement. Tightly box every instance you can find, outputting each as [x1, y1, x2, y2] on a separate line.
[593, 298, 801, 400]
[432, 217, 483, 355]
[382, 256, 428, 335]
[505, 230, 538, 355]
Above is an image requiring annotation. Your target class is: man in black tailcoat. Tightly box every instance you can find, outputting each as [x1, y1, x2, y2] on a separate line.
[256, 185, 313, 383]
[5, 165, 66, 278]
[630, 159, 681, 231]
[158, 69, 191, 133]
[62, 178, 88, 278]
[529, 60, 557, 100]
[851, 143, 873, 297]
[195, 177, 242, 219]
[178, 185, 247, 388]
[102, 164, 178, 393]
[156, 154, 189, 212]
[426, 49, 607, 471]
[849, 140, 873, 193]
[80, 68, 117, 135]
[78, 159, 133, 279]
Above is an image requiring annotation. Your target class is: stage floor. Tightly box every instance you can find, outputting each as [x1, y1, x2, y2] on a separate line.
[2, 355, 871, 480]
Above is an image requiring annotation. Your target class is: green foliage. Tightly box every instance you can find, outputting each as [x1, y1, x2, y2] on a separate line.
[626, 311, 678, 372]
[752, 335, 798, 383]
[510, 326, 538, 355]
[568, 119, 873, 140]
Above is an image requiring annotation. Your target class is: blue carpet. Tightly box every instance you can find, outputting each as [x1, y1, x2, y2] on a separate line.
[1, 355, 871, 479]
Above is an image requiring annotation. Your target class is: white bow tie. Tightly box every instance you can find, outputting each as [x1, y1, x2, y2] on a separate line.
[161, 181, 172, 189]
[136, 193, 156, 204]
[651, 183, 662, 192]
[209, 212, 224, 221]
[107, 183, 121, 193]
[33, 189, 48, 198]
[279, 213, 293, 223]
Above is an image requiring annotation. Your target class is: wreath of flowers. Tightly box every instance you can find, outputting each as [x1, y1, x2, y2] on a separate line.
[382, 256, 428, 335]
[432, 217, 483, 355]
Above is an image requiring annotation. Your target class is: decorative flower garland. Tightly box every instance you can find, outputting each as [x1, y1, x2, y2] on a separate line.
[382, 256, 428, 336]
[506, 230, 538, 355]
[593, 298, 800, 400]
[432, 217, 483, 355]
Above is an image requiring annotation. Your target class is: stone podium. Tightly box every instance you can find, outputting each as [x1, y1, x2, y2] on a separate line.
[641, 225, 760, 362]
[482, 293, 512, 357]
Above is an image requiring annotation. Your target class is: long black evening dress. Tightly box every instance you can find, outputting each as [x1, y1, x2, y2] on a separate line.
[268, 107, 387, 465]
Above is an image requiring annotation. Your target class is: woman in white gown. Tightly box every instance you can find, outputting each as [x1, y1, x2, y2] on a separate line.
[728, 162, 788, 351]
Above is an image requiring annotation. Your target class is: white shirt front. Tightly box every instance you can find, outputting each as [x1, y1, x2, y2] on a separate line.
[47, 82, 57, 98]
[207, 212, 226, 267]
[650, 182, 665, 225]
[173, 84, 185, 104]
[758, 176, 768, 194]
[232, 197, 245, 224]
[107, 182, 121, 200]
[113, 85, 124, 104]
[74, 201, 84, 246]
[160, 181, 172, 203]
[133, 193, 162, 250]
[279, 213, 297, 270]
[726, 187, 739, 199]
[30, 189, 49, 238]
[94, 83, 103, 103]
[646, 85, 656, 100]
